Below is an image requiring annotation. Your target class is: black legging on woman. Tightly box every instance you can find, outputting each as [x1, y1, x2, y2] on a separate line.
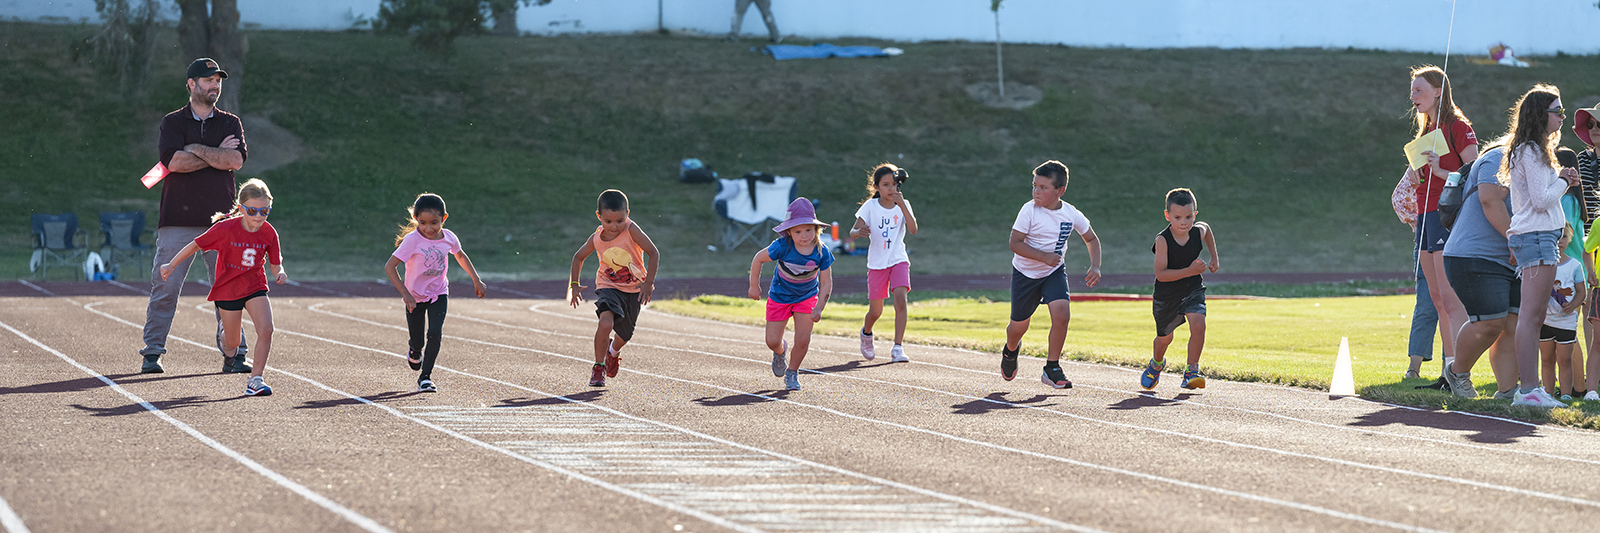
[408, 294, 448, 382]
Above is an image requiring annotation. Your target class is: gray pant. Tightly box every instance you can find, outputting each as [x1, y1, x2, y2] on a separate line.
[140, 226, 247, 358]
[730, 0, 779, 41]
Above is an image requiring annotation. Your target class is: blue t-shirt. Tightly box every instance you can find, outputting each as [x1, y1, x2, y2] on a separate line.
[766, 236, 835, 304]
[1442, 146, 1512, 270]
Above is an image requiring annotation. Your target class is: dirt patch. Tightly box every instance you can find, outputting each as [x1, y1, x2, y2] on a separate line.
[965, 81, 1042, 110]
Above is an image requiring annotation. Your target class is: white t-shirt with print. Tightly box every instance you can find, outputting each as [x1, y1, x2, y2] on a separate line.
[854, 199, 910, 270]
[1544, 257, 1587, 331]
[1011, 200, 1091, 279]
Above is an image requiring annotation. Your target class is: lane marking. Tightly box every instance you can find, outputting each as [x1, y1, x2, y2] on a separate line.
[307, 301, 1445, 532]
[15, 280, 52, 297]
[524, 302, 1600, 457]
[0, 318, 394, 533]
[97, 301, 1083, 533]
[0, 493, 30, 533]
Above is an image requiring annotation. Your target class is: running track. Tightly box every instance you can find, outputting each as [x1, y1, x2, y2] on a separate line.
[0, 280, 1586, 532]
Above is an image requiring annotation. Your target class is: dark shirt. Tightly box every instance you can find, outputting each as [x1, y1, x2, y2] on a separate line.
[1153, 226, 1204, 301]
[1579, 149, 1600, 223]
[157, 106, 247, 228]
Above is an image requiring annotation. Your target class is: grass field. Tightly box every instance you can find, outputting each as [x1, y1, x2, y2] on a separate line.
[655, 293, 1600, 429]
[6, 21, 1599, 281]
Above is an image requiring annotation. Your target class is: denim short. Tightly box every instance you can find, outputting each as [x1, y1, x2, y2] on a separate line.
[1443, 256, 1520, 322]
[1508, 230, 1562, 273]
[1415, 211, 1450, 253]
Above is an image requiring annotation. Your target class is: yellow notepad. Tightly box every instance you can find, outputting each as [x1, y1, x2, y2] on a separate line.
[1404, 129, 1449, 171]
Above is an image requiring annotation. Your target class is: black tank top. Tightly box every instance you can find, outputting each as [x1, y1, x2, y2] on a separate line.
[1153, 226, 1204, 300]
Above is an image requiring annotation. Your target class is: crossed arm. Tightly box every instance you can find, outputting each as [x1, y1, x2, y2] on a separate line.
[167, 135, 243, 172]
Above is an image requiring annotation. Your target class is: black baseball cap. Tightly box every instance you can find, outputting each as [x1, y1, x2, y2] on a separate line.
[186, 58, 229, 79]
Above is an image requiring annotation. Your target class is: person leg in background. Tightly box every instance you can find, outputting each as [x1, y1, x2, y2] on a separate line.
[1407, 260, 1437, 379]
[726, 0, 781, 43]
[140, 226, 246, 373]
[1445, 256, 1519, 398]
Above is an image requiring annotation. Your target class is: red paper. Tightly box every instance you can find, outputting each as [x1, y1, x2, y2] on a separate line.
[141, 162, 168, 189]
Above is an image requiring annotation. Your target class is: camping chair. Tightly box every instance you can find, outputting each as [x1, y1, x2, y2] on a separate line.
[714, 173, 797, 250]
[30, 213, 88, 280]
[99, 211, 154, 279]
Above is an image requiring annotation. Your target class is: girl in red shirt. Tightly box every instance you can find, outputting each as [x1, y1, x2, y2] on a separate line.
[1406, 66, 1478, 383]
[160, 178, 287, 396]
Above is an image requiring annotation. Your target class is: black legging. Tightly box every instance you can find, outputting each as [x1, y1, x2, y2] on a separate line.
[407, 295, 448, 381]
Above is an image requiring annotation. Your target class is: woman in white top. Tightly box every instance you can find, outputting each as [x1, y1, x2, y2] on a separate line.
[851, 164, 919, 363]
[1500, 84, 1584, 407]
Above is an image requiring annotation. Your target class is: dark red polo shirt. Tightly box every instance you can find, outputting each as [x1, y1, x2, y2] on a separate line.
[157, 106, 248, 228]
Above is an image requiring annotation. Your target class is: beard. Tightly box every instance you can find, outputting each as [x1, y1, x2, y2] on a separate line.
[191, 88, 220, 106]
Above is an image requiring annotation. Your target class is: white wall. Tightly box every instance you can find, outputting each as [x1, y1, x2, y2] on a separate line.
[9, 0, 1600, 55]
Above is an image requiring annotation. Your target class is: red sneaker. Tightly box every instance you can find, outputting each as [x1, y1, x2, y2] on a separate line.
[605, 350, 622, 378]
[588, 364, 606, 387]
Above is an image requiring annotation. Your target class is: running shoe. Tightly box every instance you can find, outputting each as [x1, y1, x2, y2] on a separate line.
[1493, 389, 1516, 400]
[1442, 369, 1477, 398]
[1587, 390, 1600, 402]
[771, 340, 788, 377]
[222, 354, 251, 374]
[1180, 368, 1206, 390]
[141, 354, 164, 374]
[1402, 370, 1421, 379]
[245, 375, 273, 397]
[1041, 365, 1072, 389]
[418, 379, 437, 393]
[605, 346, 622, 378]
[784, 369, 801, 391]
[1000, 344, 1019, 381]
[1561, 393, 1574, 402]
[1413, 376, 1448, 391]
[890, 344, 908, 363]
[860, 330, 876, 361]
[588, 364, 606, 387]
[1140, 358, 1166, 390]
[1510, 387, 1567, 408]
[407, 349, 422, 371]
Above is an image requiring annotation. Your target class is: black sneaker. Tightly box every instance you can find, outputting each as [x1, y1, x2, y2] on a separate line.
[141, 354, 164, 374]
[1000, 344, 1019, 381]
[222, 354, 251, 374]
[1414, 376, 1448, 390]
[1042, 364, 1073, 389]
[407, 349, 422, 371]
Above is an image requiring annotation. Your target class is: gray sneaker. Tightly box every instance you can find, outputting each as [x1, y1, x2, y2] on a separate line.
[1493, 389, 1516, 400]
[784, 369, 801, 391]
[1443, 369, 1477, 398]
[222, 354, 252, 374]
[141, 354, 164, 374]
[771, 340, 788, 377]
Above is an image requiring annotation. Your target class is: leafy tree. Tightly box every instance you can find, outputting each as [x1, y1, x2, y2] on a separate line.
[174, 0, 248, 113]
[377, 0, 550, 51]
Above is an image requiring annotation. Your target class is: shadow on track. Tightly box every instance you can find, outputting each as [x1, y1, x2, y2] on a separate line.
[1349, 406, 1537, 444]
[949, 392, 1064, 415]
[1, 372, 213, 395]
[498, 389, 607, 406]
[1107, 391, 1201, 411]
[71, 395, 247, 416]
[294, 390, 427, 410]
[691, 390, 792, 407]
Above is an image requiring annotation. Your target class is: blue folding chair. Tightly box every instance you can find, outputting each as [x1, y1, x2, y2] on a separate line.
[100, 211, 154, 279]
[30, 213, 88, 280]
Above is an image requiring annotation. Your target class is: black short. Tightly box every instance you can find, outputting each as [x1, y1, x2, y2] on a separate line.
[1010, 266, 1070, 322]
[1154, 286, 1207, 337]
[595, 288, 642, 341]
[214, 289, 268, 311]
[1541, 324, 1577, 344]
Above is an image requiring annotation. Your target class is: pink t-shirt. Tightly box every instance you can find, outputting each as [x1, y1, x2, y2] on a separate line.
[392, 229, 462, 303]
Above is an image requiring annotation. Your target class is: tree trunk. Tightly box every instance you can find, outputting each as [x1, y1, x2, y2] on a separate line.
[492, 3, 519, 36]
[207, 0, 246, 114]
[175, 0, 209, 62]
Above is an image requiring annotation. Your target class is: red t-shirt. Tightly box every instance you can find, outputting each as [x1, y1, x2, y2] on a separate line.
[1415, 121, 1477, 214]
[193, 217, 281, 302]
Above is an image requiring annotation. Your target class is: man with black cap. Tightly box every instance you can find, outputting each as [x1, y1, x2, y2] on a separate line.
[139, 57, 251, 374]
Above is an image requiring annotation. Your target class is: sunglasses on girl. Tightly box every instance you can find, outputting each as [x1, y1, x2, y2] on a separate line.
[1548, 107, 1566, 117]
[244, 206, 271, 217]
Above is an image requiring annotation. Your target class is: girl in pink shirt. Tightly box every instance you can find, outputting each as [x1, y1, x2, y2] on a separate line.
[384, 193, 486, 393]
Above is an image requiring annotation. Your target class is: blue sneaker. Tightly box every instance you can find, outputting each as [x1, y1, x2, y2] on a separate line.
[784, 369, 801, 391]
[1140, 359, 1166, 390]
[1180, 368, 1206, 390]
[245, 376, 273, 397]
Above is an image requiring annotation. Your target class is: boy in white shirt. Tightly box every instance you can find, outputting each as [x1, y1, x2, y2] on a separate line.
[1000, 161, 1103, 388]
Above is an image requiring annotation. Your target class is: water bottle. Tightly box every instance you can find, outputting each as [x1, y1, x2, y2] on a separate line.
[1446, 171, 1461, 187]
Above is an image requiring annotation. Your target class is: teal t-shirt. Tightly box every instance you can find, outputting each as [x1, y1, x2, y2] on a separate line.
[1562, 193, 1588, 261]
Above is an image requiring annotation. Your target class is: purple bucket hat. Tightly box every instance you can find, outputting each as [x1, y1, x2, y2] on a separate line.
[772, 197, 826, 233]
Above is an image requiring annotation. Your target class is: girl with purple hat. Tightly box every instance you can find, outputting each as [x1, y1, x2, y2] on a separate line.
[748, 197, 835, 391]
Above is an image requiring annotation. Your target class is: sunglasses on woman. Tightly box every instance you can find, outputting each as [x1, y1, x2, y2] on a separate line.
[244, 206, 271, 217]
[1549, 107, 1566, 117]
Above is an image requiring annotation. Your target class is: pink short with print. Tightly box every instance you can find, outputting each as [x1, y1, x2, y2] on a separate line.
[766, 296, 819, 322]
[867, 262, 911, 300]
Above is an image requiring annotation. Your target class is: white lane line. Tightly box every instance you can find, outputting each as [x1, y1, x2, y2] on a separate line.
[0, 494, 31, 533]
[524, 302, 1600, 456]
[15, 280, 53, 297]
[308, 302, 1444, 532]
[107, 280, 148, 295]
[448, 306, 1600, 511]
[119, 301, 1083, 533]
[0, 318, 394, 533]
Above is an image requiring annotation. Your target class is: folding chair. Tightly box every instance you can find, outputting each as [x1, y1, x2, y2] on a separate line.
[714, 173, 797, 250]
[99, 211, 154, 279]
[30, 213, 88, 280]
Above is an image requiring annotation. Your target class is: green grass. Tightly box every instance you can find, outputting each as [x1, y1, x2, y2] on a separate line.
[654, 294, 1600, 429]
[6, 21, 1600, 281]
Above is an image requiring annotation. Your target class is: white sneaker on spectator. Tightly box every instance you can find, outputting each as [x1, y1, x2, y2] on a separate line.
[859, 330, 875, 360]
[1586, 390, 1600, 402]
[1510, 387, 1568, 408]
[890, 344, 908, 363]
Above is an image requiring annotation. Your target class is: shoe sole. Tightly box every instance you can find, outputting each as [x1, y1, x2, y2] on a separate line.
[1041, 372, 1072, 389]
[245, 386, 272, 397]
[418, 386, 437, 393]
[1181, 377, 1207, 389]
[408, 360, 422, 371]
[891, 356, 909, 363]
[141, 366, 164, 374]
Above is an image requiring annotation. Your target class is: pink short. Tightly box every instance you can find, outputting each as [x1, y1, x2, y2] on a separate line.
[867, 262, 911, 300]
[766, 296, 819, 322]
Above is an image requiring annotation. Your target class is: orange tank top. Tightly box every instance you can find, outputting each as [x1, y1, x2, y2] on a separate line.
[591, 223, 645, 292]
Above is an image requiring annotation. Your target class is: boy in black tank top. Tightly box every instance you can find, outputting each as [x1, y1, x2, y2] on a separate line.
[1141, 189, 1221, 390]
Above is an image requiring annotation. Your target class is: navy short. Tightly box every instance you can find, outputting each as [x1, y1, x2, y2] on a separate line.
[1415, 211, 1450, 253]
[1010, 266, 1070, 322]
[215, 289, 267, 312]
[595, 288, 642, 341]
[1154, 285, 1207, 337]
[1443, 256, 1520, 322]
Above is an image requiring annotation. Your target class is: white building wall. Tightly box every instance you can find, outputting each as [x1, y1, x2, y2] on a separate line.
[8, 0, 1600, 55]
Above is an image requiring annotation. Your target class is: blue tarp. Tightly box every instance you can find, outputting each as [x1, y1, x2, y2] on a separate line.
[764, 43, 889, 61]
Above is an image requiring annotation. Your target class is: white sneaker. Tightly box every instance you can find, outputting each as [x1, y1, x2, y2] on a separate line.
[1510, 387, 1568, 408]
[890, 344, 909, 363]
[859, 330, 875, 360]
[1585, 390, 1599, 401]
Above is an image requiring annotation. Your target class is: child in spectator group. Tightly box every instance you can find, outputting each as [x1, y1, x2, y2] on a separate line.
[851, 163, 919, 363]
[749, 198, 834, 391]
[1141, 188, 1220, 391]
[1540, 224, 1586, 401]
[159, 178, 286, 397]
[384, 193, 487, 393]
[1576, 105, 1600, 401]
[1000, 161, 1102, 389]
[568, 189, 660, 387]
